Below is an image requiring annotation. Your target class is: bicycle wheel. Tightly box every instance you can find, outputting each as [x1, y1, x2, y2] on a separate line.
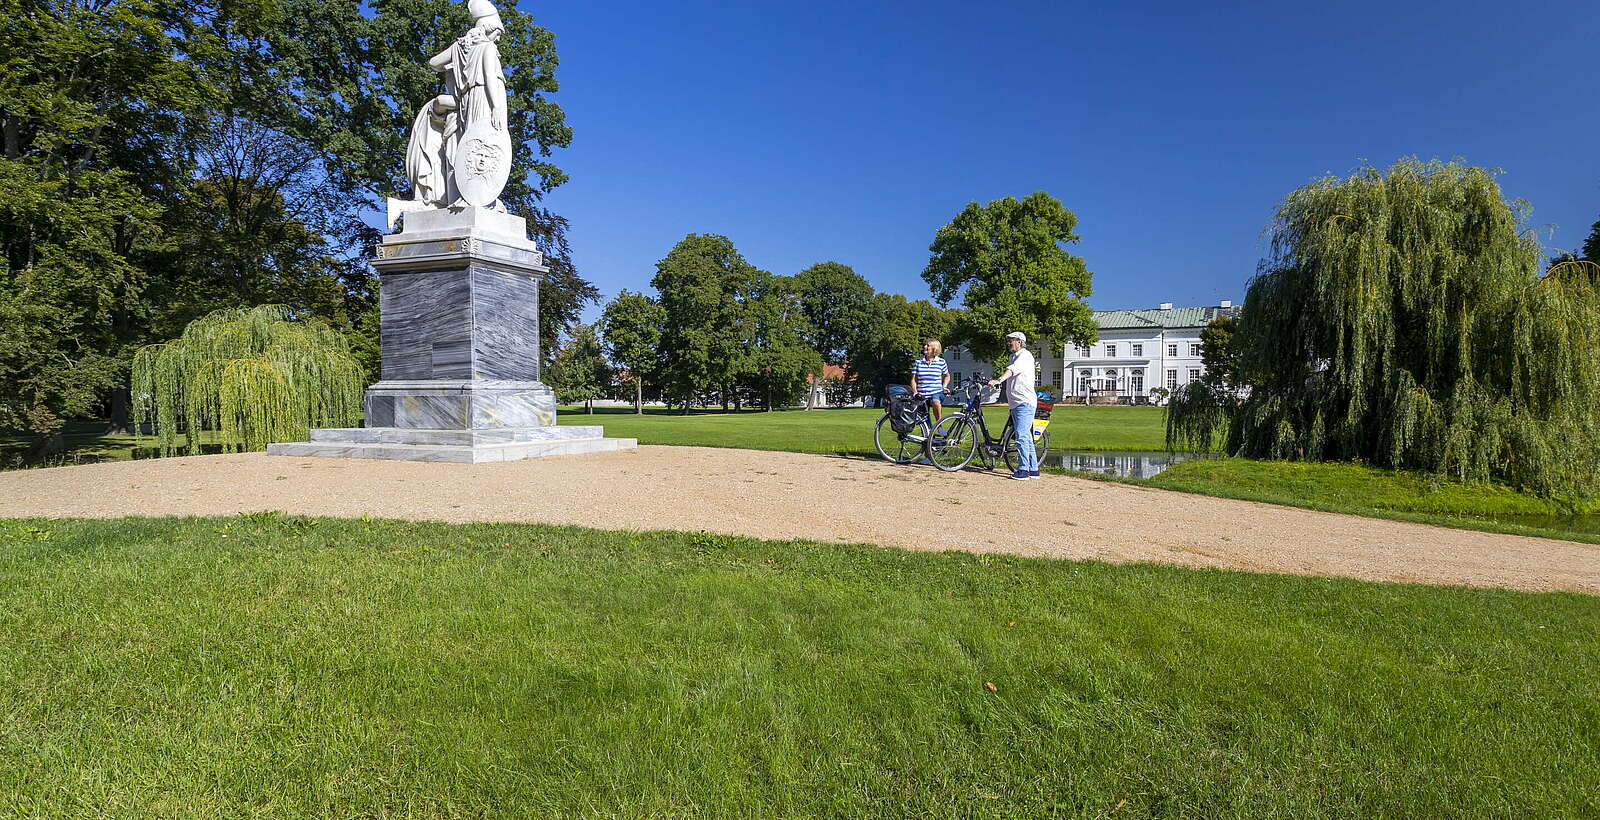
[929, 415, 977, 472]
[1004, 426, 1050, 473]
[874, 413, 929, 464]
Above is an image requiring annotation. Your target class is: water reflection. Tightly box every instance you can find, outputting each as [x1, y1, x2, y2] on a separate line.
[1052, 450, 1198, 479]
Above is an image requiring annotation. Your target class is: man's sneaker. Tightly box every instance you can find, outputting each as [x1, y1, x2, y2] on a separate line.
[1009, 470, 1030, 480]
[1029, 470, 1041, 479]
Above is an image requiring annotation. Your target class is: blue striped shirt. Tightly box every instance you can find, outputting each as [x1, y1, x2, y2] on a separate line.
[912, 357, 948, 395]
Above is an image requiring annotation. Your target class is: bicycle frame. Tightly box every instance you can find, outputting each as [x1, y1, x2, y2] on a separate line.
[952, 382, 1015, 465]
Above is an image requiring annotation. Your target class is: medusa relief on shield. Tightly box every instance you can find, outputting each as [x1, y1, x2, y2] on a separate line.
[463, 139, 505, 181]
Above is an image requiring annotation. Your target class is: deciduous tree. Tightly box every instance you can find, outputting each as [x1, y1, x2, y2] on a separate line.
[1197, 315, 1240, 391]
[740, 275, 822, 411]
[132, 305, 364, 455]
[846, 294, 958, 402]
[0, 0, 215, 450]
[547, 323, 609, 413]
[1169, 159, 1600, 502]
[599, 289, 665, 414]
[921, 191, 1097, 363]
[651, 234, 762, 413]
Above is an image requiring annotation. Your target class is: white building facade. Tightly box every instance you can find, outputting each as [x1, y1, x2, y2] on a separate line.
[945, 301, 1236, 404]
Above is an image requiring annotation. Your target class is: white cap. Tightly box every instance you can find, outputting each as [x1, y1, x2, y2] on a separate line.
[1006, 331, 1027, 342]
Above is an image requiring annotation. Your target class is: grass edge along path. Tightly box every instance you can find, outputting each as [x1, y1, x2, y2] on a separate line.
[0, 515, 1596, 816]
[1086, 458, 1600, 547]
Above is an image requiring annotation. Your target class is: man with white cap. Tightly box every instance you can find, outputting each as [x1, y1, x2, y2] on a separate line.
[988, 331, 1039, 479]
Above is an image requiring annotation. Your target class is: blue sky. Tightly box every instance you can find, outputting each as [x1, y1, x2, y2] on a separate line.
[524, 0, 1600, 318]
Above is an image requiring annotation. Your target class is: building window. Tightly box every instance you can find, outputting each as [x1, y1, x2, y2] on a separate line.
[1106, 343, 1117, 357]
[1131, 343, 1142, 356]
[1190, 343, 1202, 357]
[1188, 368, 1201, 383]
[1131, 369, 1144, 394]
[1167, 344, 1178, 357]
[953, 371, 962, 383]
[1166, 369, 1178, 389]
[951, 348, 961, 361]
[1051, 371, 1061, 386]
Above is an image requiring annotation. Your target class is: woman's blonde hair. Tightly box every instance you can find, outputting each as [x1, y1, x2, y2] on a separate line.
[923, 339, 943, 357]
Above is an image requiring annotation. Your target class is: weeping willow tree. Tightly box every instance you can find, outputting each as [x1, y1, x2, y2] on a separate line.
[1169, 159, 1600, 501]
[132, 306, 365, 455]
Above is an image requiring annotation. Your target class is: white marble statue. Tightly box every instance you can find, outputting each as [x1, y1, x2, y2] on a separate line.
[390, 0, 513, 229]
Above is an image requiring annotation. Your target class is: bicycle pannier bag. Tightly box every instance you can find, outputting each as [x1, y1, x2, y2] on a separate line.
[888, 396, 919, 434]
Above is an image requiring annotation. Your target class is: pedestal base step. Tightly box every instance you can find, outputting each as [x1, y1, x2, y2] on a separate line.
[267, 426, 636, 463]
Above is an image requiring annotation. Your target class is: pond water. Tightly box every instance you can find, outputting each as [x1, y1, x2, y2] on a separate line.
[1050, 450, 1203, 479]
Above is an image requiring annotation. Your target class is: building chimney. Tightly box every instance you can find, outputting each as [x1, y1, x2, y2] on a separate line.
[1158, 302, 1174, 310]
[1219, 300, 1232, 308]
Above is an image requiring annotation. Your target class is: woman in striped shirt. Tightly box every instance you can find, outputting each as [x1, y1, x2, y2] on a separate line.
[911, 339, 951, 421]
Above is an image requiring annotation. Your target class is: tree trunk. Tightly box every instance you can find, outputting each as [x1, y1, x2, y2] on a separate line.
[586, 398, 593, 414]
[634, 379, 643, 415]
[105, 388, 133, 435]
[2, 115, 18, 159]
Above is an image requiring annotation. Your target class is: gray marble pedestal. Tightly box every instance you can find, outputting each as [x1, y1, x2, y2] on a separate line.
[269, 208, 637, 463]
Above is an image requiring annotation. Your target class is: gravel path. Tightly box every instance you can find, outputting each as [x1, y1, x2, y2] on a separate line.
[2, 446, 1595, 594]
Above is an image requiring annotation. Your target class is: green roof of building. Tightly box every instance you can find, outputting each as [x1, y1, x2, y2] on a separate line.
[1093, 306, 1235, 330]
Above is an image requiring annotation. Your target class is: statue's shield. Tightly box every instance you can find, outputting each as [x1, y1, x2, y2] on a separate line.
[453, 119, 513, 208]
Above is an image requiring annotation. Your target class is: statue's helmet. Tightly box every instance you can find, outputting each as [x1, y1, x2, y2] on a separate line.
[468, 0, 503, 29]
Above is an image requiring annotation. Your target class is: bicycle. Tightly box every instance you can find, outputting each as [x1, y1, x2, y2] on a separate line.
[925, 377, 1052, 473]
[874, 386, 934, 464]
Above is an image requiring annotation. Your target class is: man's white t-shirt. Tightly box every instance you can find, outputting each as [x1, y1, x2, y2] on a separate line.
[1004, 348, 1037, 408]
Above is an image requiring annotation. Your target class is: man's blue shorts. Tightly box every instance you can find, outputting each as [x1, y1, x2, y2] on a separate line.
[919, 392, 945, 404]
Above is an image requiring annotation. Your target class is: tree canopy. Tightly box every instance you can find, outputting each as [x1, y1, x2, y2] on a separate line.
[547, 323, 609, 412]
[650, 234, 762, 411]
[846, 294, 959, 400]
[1197, 315, 1240, 391]
[0, 0, 595, 456]
[599, 289, 665, 414]
[921, 191, 1097, 363]
[133, 305, 364, 455]
[792, 261, 875, 365]
[742, 275, 822, 411]
[1169, 159, 1600, 502]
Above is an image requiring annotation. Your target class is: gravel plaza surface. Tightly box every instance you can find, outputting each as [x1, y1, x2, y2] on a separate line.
[2, 445, 1596, 594]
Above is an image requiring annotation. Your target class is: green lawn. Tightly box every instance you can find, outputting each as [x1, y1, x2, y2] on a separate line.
[2, 405, 1171, 470]
[0, 515, 1595, 816]
[557, 405, 1172, 453]
[0, 419, 153, 469]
